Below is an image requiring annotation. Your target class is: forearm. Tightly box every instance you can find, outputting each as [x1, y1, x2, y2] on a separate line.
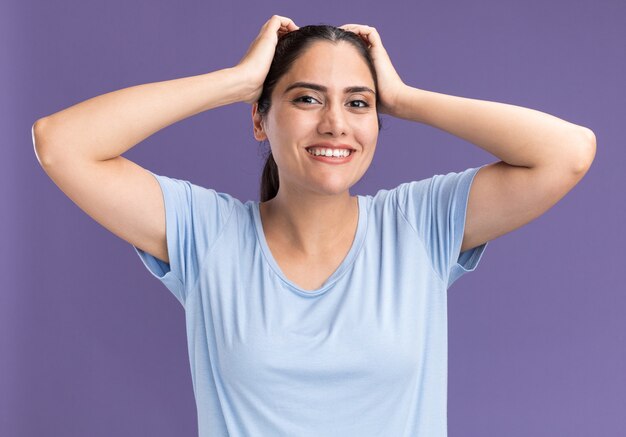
[34, 67, 251, 163]
[391, 85, 595, 170]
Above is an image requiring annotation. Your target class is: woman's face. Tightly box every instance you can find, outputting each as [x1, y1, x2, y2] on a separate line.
[253, 40, 379, 198]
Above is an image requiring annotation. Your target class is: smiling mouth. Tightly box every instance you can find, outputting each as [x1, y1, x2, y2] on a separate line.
[304, 148, 356, 165]
[305, 148, 354, 158]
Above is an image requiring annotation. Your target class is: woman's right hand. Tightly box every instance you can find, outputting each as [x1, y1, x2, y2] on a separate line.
[235, 15, 299, 105]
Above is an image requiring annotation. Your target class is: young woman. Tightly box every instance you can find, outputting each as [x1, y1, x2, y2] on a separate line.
[33, 15, 595, 437]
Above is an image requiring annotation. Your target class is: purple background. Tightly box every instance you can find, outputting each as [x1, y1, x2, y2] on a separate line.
[3, 0, 624, 435]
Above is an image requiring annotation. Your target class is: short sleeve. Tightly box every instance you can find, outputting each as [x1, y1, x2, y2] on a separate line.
[395, 165, 490, 289]
[132, 170, 236, 306]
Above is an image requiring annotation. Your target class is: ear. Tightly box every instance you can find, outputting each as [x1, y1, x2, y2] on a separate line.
[252, 103, 267, 141]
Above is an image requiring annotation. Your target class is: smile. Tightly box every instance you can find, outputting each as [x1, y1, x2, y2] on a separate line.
[305, 147, 355, 164]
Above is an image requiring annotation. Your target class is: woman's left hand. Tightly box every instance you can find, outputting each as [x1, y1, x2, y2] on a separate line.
[339, 24, 406, 116]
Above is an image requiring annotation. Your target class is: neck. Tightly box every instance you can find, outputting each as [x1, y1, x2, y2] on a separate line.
[259, 186, 358, 257]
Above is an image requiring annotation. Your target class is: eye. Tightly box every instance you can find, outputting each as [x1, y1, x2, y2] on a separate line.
[293, 95, 370, 108]
[349, 99, 370, 108]
[293, 95, 320, 104]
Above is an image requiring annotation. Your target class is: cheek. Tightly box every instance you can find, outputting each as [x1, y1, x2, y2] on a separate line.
[275, 118, 319, 147]
[355, 118, 379, 141]
[355, 112, 379, 129]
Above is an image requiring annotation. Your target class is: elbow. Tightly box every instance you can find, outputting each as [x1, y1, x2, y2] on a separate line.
[572, 127, 596, 175]
[32, 117, 56, 167]
[32, 116, 51, 136]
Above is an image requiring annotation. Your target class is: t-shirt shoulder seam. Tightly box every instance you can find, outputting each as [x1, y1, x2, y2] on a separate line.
[394, 184, 447, 287]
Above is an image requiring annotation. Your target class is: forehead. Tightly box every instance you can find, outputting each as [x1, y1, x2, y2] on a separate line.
[278, 41, 375, 91]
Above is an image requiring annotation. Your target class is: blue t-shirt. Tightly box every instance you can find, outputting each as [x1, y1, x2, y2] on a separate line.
[133, 165, 489, 437]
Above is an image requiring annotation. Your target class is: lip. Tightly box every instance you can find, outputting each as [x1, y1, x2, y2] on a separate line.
[305, 142, 356, 151]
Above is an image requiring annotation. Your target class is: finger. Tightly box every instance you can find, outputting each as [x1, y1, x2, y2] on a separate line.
[339, 24, 381, 48]
[270, 15, 299, 32]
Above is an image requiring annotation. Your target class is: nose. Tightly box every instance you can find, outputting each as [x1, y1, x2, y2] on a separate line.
[317, 100, 348, 137]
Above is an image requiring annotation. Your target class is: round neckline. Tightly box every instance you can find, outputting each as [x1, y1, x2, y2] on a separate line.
[252, 195, 367, 297]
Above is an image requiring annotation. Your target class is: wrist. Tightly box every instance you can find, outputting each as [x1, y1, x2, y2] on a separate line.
[209, 66, 256, 106]
[390, 85, 428, 122]
[227, 65, 261, 104]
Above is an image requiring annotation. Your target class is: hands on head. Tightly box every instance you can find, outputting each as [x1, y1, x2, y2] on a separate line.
[235, 15, 299, 104]
[337, 24, 406, 115]
[236, 15, 406, 116]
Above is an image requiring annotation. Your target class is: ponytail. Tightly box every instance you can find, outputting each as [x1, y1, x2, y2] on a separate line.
[260, 151, 279, 202]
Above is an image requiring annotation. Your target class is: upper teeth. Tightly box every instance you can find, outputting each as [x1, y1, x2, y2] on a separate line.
[307, 147, 352, 157]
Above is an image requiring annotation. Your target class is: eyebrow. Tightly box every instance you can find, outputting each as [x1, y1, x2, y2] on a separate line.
[283, 81, 376, 96]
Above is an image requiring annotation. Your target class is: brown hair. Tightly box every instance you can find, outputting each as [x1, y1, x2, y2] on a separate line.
[255, 24, 384, 202]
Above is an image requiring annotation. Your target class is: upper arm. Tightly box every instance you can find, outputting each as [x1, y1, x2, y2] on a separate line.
[36, 151, 169, 264]
[461, 157, 593, 253]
